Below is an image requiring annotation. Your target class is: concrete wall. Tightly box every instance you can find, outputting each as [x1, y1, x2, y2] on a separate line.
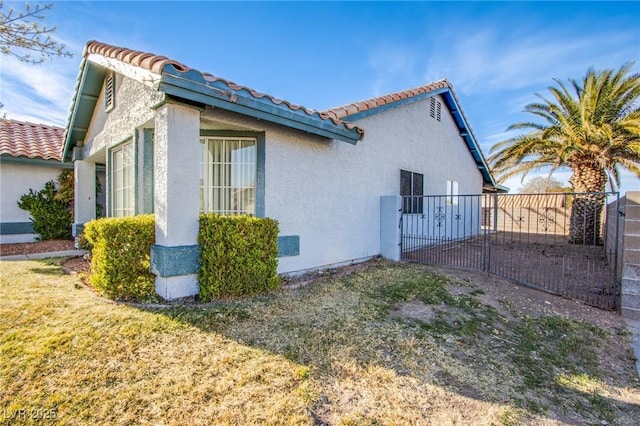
[0, 162, 68, 243]
[609, 192, 640, 319]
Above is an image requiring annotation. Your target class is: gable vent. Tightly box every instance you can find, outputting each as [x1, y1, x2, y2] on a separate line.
[429, 97, 442, 122]
[105, 72, 115, 112]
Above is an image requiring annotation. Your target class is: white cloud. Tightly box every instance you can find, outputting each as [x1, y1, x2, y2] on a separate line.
[421, 28, 639, 96]
[0, 55, 78, 126]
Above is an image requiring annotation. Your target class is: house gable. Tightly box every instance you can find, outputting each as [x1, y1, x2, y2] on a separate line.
[323, 81, 506, 193]
[63, 41, 364, 161]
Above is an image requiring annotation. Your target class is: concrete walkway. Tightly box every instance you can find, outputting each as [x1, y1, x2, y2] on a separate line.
[0, 250, 86, 261]
[625, 318, 640, 379]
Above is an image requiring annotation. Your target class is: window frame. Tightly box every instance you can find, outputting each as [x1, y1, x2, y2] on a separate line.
[401, 169, 424, 214]
[199, 130, 265, 217]
[446, 179, 459, 205]
[108, 138, 136, 218]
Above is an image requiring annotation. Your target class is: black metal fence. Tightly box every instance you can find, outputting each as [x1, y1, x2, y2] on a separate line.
[401, 192, 620, 310]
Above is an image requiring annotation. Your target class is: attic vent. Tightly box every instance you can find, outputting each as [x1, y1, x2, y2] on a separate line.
[105, 72, 115, 112]
[429, 97, 442, 122]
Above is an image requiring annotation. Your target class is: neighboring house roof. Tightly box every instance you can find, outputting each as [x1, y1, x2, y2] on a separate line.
[323, 80, 504, 192]
[63, 41, 364, 160]
[0, 119, 64, 161]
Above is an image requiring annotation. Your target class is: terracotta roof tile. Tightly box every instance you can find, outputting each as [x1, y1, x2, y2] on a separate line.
[323, 79, 451, 120]
[0, 119, 64, 161]
[82, 41, 363, 139]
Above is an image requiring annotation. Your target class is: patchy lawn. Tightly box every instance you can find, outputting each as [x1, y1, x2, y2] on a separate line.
[1, 258, 639, 425]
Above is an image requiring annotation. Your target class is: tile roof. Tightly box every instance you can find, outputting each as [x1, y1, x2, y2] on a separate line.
[0, 119, 64, 161]
[322, 79, 451, 120]
[82, 41, 364, 139]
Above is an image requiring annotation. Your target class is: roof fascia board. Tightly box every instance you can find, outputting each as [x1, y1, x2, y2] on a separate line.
[339, 87, 451, 122]
[1, 154, 74, 168]
[440, 90, 497, 188]
[159, 68, 361, 145]
[63, 58, 92, 160]
[87, 53, 161, 89]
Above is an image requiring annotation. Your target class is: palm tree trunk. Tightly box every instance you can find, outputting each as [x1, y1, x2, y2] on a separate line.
[569, 165, 607, 245]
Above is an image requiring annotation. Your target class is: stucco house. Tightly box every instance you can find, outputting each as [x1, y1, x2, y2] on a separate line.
[0, 119, 72, 243]
[0, 119, 106, 243]
[64, 40, 502, 300]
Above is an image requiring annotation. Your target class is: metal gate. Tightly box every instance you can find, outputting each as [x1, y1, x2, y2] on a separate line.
[400, 192, 620, 310]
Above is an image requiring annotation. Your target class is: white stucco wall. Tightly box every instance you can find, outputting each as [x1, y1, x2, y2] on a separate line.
[0, 162, 68, 243]
[82, 74, 161, 160]
[78, 71, 485, 276]
[200, 96, 483, 274]
[207, 95, 478, 274]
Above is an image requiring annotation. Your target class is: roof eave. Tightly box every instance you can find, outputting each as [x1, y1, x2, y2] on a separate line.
[62, 59, 107, 161]
[159, 66, 363, 145]
[440, 90, 499, 189]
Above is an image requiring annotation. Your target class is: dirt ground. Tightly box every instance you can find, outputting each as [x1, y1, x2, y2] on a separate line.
[404, 234, 617, 310]
[0, 239, 75, 256]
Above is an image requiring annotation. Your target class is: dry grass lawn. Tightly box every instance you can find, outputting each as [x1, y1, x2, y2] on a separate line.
[1, 258, 639, 425]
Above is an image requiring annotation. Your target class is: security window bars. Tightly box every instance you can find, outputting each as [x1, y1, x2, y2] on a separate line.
[200, 137, 257, 215]
[401, 169, 424, 214]
[110, 140, 135, 217]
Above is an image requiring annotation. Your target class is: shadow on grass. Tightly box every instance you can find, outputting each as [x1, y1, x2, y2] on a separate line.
[137, 262, 640, 424]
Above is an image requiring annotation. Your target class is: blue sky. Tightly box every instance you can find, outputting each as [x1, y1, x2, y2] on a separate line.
[1, 1, 639, 193]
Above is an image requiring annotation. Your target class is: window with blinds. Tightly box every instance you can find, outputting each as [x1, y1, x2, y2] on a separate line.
[110, 140, 135, 217]
[200, 137, 257, 215]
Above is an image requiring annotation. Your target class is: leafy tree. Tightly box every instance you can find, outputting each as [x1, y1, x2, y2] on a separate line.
[490, 63, 640, 244]
[519, 176, 571, 194]
[0, 1, 72, 63]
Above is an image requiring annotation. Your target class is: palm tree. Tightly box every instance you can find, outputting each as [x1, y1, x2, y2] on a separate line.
[489, 63, 640, 244]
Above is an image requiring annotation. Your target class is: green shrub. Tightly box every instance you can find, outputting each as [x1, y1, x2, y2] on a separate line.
[199, 214, 280, 300]
[84, 215, 156, 302]
[18, 180, 72, 240]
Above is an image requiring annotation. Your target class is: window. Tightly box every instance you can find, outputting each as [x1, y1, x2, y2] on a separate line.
[429, 97, 442, 122]
[446, 180, 459, 205]
[401, 169, 424, 214]
[201, 137, 256, 215]
[105, 72, 115, 112]
[110, 140, 135, 217]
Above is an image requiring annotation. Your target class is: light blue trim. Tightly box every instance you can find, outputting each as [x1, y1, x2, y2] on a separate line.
[72, 223, 84, 237]
[199, 130, 265, 218]
[151, 244, 200, 277]
[142, 129, 154, 214]
[72, 147, 84, 161]
[0, 155, 74, 169]
[0, 222, 34, 235]
[160, 67, 361, 144]
[337, 87, 498, 190]
[277, 235, 300, 257]
[63, 62, 107, 161]
[440, 91, 497, 188]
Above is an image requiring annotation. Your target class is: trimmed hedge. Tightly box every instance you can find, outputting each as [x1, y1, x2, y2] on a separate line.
[199, 214, 280, 300]
[84, 215, 156, 302]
